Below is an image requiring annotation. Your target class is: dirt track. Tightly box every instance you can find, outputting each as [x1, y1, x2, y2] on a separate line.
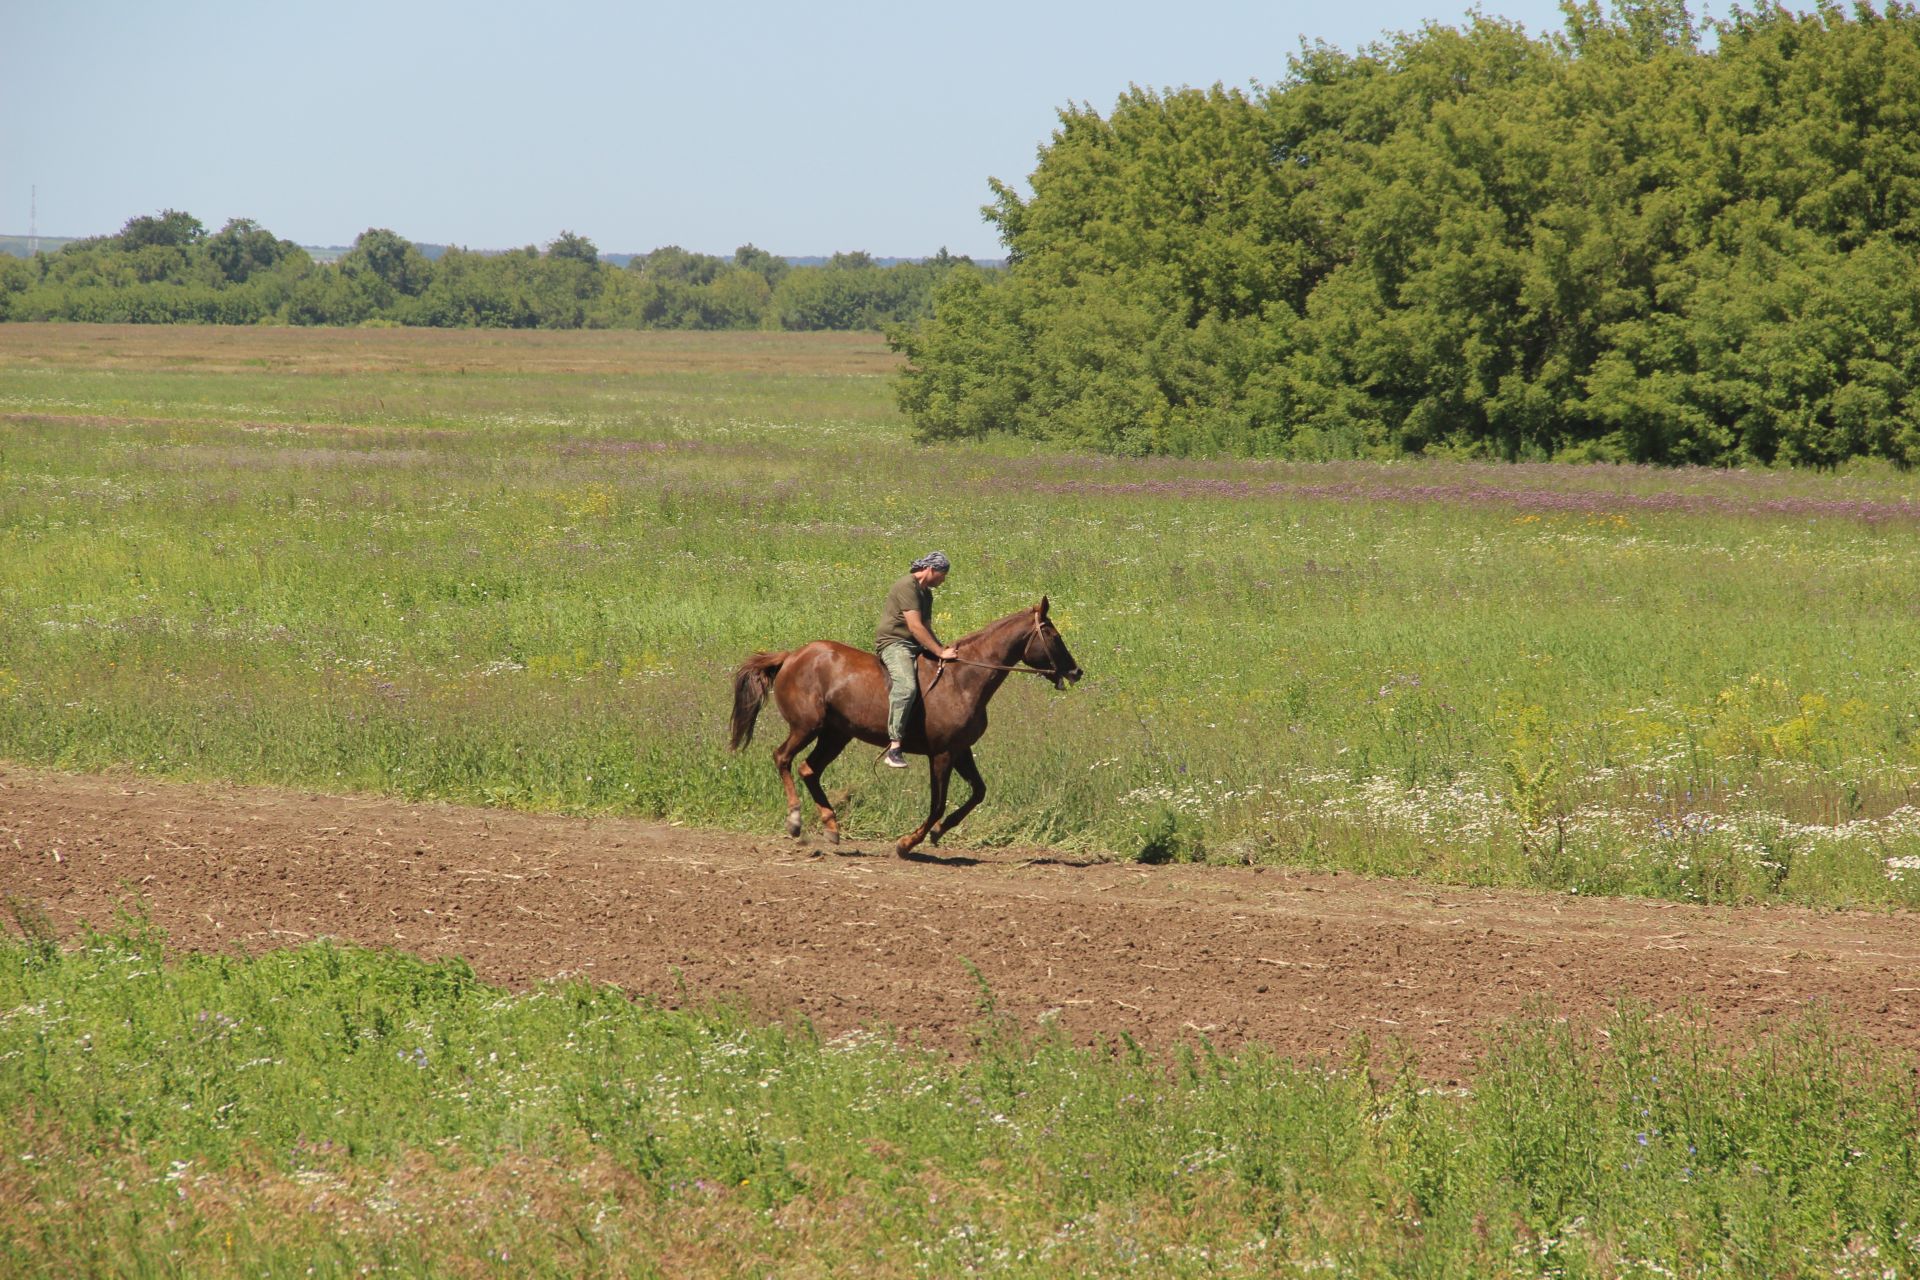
[7, 763, 1920, 1081]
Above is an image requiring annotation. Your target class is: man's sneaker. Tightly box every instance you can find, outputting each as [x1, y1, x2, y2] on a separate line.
[882, 747, 908, 769]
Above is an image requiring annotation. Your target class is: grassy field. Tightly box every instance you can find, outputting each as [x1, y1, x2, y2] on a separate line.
[6, 922, 1918, 1278]
[7, 323, 1920, 907]
[11, 324, 1920, 1276]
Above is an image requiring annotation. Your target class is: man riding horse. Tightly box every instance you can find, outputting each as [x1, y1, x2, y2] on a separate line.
[728, 557, 1083, 856]
[876, 551, 959, 768]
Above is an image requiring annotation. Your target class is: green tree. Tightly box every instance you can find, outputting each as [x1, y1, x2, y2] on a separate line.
[630, 245, 727, 286]
[732, 243, 789, 288]
[894, 1, 1920, 465]
[547, 230, 599, 265]
[206, 218, 303, 284]
[541, 231, 605, 317]
[116, 209, 206, 250]
[413, 247, 539, 328]
[341, 228, 433, 298]
[0, 254, 33, 318]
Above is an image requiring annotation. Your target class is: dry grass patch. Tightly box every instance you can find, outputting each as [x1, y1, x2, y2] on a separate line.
[0, 322, 902, 377]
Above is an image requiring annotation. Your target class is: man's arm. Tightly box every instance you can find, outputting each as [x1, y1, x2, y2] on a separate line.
[903, 610, 957, 660]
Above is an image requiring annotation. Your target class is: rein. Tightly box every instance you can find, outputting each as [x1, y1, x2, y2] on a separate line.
[938, 655, 1059, 676]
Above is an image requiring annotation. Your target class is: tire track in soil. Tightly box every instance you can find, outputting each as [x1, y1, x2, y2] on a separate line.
[7, 763, 1920, 1081]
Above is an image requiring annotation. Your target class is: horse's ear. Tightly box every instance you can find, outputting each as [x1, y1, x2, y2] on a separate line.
[1037, 595, 1050, 618]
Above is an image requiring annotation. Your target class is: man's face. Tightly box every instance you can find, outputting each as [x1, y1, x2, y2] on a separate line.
[927, 568, 948, 588]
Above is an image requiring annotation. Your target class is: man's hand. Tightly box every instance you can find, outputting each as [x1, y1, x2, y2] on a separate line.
[938, 646, 959, 661]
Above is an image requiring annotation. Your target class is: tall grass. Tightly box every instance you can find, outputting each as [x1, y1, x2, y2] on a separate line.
[8, 325, 1920, 905]
[3, 924, 1917, 1277]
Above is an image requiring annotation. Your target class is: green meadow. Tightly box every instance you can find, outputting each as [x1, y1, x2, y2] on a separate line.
[5, 921, 1919, 1277]
[8, 324, 1920, 906]
[11, 325, 1920, 1275]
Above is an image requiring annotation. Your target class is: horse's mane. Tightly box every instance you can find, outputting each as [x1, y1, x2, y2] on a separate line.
[953, 605, 1037, 649]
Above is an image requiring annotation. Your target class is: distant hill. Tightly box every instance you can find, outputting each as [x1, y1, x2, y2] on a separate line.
[0, 235, 78, 257]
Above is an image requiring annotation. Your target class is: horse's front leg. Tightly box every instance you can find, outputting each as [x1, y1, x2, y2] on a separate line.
[896, 752, 952, 856]
[928, 746, 985, 847]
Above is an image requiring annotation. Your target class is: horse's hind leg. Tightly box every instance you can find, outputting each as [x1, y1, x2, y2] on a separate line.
[772, 724, 819, 838]
[797, 730, 851, 844]
[929, 747, 985, 847]
[896, 752, 953, 856]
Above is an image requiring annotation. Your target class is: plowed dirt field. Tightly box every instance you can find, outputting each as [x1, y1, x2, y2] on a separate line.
[8, 763, 1920, 1081]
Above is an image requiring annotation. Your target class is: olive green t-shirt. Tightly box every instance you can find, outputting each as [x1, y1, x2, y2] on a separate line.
[876, 573, 933, 651]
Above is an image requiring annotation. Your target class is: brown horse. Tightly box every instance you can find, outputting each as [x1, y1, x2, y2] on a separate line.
[729, 597, 1082, 856]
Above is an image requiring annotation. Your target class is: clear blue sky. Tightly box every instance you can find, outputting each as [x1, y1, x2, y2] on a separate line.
[5, 0, 1610, 259]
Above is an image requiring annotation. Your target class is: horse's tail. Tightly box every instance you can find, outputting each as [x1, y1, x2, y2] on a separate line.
[729, 651, 788, 751]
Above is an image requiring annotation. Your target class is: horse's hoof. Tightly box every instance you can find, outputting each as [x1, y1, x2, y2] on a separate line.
[825, 828, 840, 846]
[786, 812, 802, 838]
[928, 826, 944, 847]
[895, 841, 915, 858]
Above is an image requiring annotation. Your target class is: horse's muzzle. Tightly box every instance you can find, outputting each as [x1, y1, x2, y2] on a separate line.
[1053, 666, 1084, 690]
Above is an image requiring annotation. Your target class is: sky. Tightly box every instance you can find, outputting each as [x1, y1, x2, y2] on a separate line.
[4, 0, 1608, 260]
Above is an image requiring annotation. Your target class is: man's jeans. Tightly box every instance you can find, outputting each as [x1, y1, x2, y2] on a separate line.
[879, 643, 919, 742]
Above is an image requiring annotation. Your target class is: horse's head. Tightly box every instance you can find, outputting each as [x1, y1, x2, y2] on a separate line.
[1024, 596, 1083, 691]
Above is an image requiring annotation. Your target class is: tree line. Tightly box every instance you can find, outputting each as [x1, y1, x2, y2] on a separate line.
[0, 213, 979, 333]
[894, 0, 1920, 466]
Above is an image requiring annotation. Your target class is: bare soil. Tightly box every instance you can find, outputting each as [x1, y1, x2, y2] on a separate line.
[7, 763, 1920, 1081]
